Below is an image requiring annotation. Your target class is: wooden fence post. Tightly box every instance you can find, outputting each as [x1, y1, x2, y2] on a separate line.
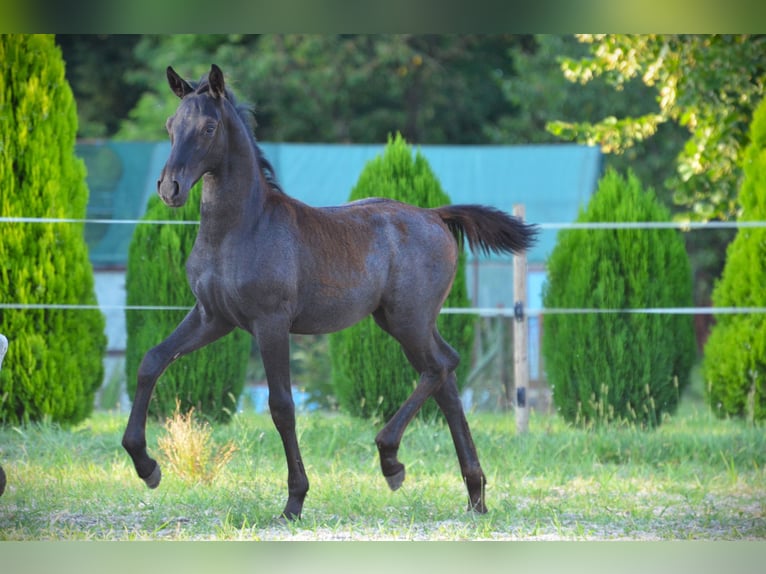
[513, 205, 529, 434]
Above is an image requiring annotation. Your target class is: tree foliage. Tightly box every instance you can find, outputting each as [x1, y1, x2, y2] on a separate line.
[115, 34, 524, 144]
[491, 35, 686, 206]
[329, 134, 474, 420]
[55, 35, 143, 138]
[703, 96, 766, 422]
[60, 34, 764, 223]
[542, 169, 696, 428]
[125, 185, 251, 422]
[548, 34, 766, 221]
[0, 35, 106, 425]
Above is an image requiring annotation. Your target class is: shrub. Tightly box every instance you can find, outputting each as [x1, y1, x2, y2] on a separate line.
[542, 169, 696, 427]
[703, 97, 766, 422]
[0, 35, 107, 425]
[124, 185, 251, 422]
[157, 400, 237, 485]
[329, 134, 474, 420]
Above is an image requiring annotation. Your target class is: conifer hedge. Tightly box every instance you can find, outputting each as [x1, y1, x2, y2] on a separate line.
[125, 185, 250, 422]
[329, 134, 474, 420]
[0, 35, 107, 425]
[703, 97, 766, 422]
[542, 169, 696, 427]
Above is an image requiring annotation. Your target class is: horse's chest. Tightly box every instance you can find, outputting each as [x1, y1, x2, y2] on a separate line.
[187, 255, 250, 325]
[187, 247, 288, 327]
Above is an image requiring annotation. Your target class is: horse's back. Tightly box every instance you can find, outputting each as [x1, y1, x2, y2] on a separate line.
[287, 197, 458, 334]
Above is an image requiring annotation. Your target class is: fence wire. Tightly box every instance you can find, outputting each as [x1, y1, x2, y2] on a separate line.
[2, 303, 765, 317]
[3, 216, 766, 230]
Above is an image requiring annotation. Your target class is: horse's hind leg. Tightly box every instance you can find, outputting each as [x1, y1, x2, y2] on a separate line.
[432, 366, 487, 513]
[122, 306, 233, 489]
[372, 310, 453, 492]
[375, 366, 445, 491]
[373, 310, 487, 512]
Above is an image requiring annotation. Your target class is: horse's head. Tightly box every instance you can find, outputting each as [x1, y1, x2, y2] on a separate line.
[157, 64, 228, 207]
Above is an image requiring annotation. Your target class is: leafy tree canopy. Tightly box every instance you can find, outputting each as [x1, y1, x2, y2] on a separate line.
[116, 34, 525, 145]
[547, 34, 766, 221]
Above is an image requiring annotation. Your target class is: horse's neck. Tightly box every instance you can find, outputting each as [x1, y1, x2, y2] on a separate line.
[197, 170, 263, 246]
[196, 119, 270, 246]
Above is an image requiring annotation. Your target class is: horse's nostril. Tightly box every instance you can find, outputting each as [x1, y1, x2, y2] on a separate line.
[158, 177, 182, 202]
[158, 178, 180, 196]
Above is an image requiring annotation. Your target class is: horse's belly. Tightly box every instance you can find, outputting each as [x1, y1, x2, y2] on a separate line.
[290, 288, 379, 335]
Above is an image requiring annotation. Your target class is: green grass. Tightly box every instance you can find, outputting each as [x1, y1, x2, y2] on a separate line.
[0, 387, 764, 540]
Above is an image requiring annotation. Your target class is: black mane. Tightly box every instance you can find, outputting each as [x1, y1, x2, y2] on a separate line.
[192, 76, 284, 195]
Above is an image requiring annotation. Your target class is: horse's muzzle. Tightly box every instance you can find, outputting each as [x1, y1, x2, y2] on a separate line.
[157, 177, 186, 207]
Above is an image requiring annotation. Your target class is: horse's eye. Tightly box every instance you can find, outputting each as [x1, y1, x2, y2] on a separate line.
[205, 123, 217, 136]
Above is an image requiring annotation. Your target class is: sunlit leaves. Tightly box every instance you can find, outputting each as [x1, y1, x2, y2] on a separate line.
[550, 34, 766, 221]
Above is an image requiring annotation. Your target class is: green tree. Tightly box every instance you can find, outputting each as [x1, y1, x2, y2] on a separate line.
[329, 134, 474, 420]
[703, 97, 766, 423]
[55, 35, 142, 138]
[548, 34, 766, 222]
[0, 35, 106, 425]
[542, 169, 696, 428]
[125, 185, 251, 422]
[491, 35, 687, 207]
[116, 34, 525, 144]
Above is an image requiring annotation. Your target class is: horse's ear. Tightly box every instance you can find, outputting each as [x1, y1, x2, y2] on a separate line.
[167, 66, 194, 99]
[209, 64, 225, 99]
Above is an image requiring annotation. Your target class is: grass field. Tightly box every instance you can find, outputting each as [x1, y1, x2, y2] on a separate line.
[0, 379, 764, 541]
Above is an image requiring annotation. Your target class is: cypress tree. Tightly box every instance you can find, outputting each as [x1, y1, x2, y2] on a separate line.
[125, 185, 250, 422]
[0, 35, 106, 425]
[703, 97, 766, 422]
[542, 169, 696, 427]
[329, 134, 474, 420]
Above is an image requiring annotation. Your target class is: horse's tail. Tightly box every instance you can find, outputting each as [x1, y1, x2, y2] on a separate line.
[435, 204, 538, 256]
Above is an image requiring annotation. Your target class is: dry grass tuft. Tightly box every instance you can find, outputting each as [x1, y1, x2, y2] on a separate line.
[157, 401, 237, 485]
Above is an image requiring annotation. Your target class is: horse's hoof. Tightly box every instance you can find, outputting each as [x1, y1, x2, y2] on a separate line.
[467, 501, 488, 514]
[279, 510, 301, 522]
[384, 467, 406, 491]
[142, 464, 162, 489]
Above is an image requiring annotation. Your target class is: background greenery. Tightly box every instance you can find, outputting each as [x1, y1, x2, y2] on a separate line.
[0, 34, 106, 425]
[542, 169, 696, 427]
[703, 95, 766, 422]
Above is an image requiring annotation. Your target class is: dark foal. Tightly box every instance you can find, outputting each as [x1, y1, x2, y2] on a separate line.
[122, 64, 538, 520]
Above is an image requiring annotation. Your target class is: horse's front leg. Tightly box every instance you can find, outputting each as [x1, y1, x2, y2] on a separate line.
[122, 305, 233, 488]
[256, 320, 309, 520]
